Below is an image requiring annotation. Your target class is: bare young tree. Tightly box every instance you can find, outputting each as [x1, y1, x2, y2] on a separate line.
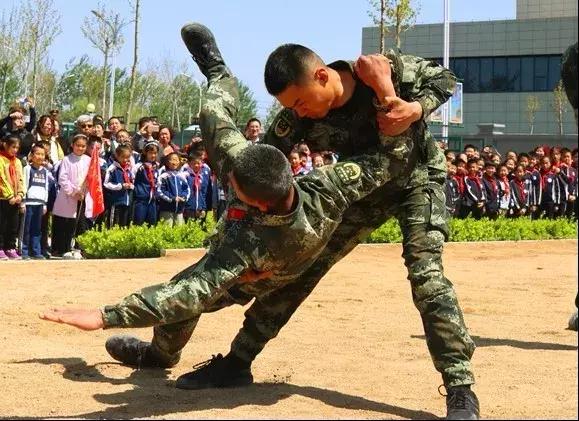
[526, 95, 540, 135]
[126, 0, 140, 127]
[367, 0, 387, 54]
[20, 0, 61, 100]
[0, 5, 26, 113]
[552, 80, 568, 135]
[81, 3, 127, 118]
[368, 0, 420, 52]
[386, 0, 420, 51]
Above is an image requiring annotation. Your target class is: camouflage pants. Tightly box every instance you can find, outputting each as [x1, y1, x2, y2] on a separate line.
[228, 179, 476, 388]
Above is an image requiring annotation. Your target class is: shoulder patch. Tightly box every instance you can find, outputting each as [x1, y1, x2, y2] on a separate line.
[334, 162, 361, 185]
[274, 112, 292, 138]
[227, 207, 247, 221]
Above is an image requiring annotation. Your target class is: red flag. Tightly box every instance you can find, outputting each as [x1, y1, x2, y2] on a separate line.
[85, 144, 105, 219]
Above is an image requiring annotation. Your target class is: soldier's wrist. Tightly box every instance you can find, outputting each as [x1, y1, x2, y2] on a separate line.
[100, 305, 122, 329]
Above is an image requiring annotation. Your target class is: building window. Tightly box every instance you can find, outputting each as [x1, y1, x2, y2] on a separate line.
[548, 55, 561, 89]
[492, 57, 508, 91]
[521, 56, 534, 91]
[427, 54, 562, 93]
[506, 57, 521, 92]
[534, 56, 548, 91]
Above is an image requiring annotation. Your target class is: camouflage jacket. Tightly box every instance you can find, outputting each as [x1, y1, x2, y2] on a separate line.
[263, 52, 456, 187]
[101, 152, 404, 328]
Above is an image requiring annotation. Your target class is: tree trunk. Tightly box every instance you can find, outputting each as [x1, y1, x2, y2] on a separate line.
[126, 0, 140, 127]
[379, 0, 385, 54]
[102, 44, 109, 118]
[395, 4, 402, 50]
[31, 31, 38, 100]
[0, 70, 7, 115]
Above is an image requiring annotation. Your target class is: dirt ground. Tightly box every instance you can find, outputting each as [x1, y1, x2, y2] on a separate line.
[0, 240, 577, 420]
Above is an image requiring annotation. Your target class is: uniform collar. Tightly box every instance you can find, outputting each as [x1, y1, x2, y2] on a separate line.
[250, 182, 302, 227]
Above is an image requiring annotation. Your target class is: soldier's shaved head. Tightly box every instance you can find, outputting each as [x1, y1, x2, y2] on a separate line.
[264, 44, 325, 95]
[232, 144, 293, 205]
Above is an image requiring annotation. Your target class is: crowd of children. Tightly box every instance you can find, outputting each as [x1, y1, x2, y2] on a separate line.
[0, 113, 217, 260]
[444, 144, 578, 220]
[1, 108, 577, 262]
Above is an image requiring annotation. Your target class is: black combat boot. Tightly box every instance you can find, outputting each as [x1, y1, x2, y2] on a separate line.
[105, 335, 179, 368]
[445, 385, 480, 420]
[175, 353, 253, 390]
[180, 22, 232, 81]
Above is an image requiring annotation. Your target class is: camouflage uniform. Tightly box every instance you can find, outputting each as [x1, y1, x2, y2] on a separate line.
[100, 75, 414, 366]
[227, 53, 476, 388]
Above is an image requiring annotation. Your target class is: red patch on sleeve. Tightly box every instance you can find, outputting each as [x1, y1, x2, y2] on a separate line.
[227, 208, 246, 221]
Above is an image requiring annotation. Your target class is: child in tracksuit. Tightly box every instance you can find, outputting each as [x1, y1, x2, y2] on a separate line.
[22, 144, 54, 259]
[182, 152, 213, 225]
[0, 136, 25, 260]
[557, 148, 577, 218]
[103, 144, 134, 227]
[496, 164, 511, 216]
[445, 161, 460, 217]
[132, 141, 159, 226]
[156, 152, 189, 227]
[461, 158, 486, 219]
[509, 164, 530, 218]
[539, 156, 561, 219]
[526, 155, 542, 219]
[482, 162, 500, 219]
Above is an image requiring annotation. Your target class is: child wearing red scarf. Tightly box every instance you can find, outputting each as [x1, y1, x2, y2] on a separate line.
[0, 136, 25, 260]
[557, 148, 577, 218]
[461, 158, 486, 219]
[539, 156, 561, 219]
[182, 152, 213, 225]
[288, 150, 307, 177]
[509, 164, 530, 218]
[133, 141, 160, 226]
[103, 145, 134, 227]
[496, 164, 511, 216]
[526, 153, 542, 219]
[482, 162, 499, 219]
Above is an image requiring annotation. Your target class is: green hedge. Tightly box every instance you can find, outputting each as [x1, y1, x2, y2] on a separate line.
[78, 217, 577, 259]
[367, 216, 577, 243]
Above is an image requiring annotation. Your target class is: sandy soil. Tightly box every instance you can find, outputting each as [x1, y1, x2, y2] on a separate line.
[0, 240, 577, 419]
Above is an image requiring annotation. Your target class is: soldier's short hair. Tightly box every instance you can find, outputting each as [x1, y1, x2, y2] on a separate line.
[264, 44, 324, 95]
[233, 144, 292, 205]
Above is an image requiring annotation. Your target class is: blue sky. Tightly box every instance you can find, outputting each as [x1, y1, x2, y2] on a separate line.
[3, 0, 516, 118]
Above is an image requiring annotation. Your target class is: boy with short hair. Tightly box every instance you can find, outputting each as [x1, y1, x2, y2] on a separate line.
[461, 158, 486, 219]
[482, 162, 499, 219]
[22, 144, 54, 259]
[103, 144, 134, 228]
[157, 152, 189, 227]
[182, 152, 213, 224]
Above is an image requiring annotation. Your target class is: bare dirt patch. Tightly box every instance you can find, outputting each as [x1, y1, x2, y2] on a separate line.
[0, 240, 577, 419]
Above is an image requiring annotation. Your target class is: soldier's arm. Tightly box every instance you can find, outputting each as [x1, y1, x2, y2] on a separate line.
[39, 243, 253, 331]
[99, 247, 251, 328]
[395, 53, 457, 119]
[261, 108, 306, 156]
[199, 76, 249, 179]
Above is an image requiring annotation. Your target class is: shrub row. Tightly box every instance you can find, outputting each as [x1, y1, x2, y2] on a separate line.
[77, 217, 577, 259]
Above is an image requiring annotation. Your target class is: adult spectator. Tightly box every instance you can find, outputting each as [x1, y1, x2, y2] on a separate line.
[107, 116, 123, 155]
[132, 116, 155, 153]
[157, 125, 180, 162]
[0, 98, 36, 158]
[74, 115, 94, 138]
[244, 118, 262, 144]
[33, 115, 65, 164]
